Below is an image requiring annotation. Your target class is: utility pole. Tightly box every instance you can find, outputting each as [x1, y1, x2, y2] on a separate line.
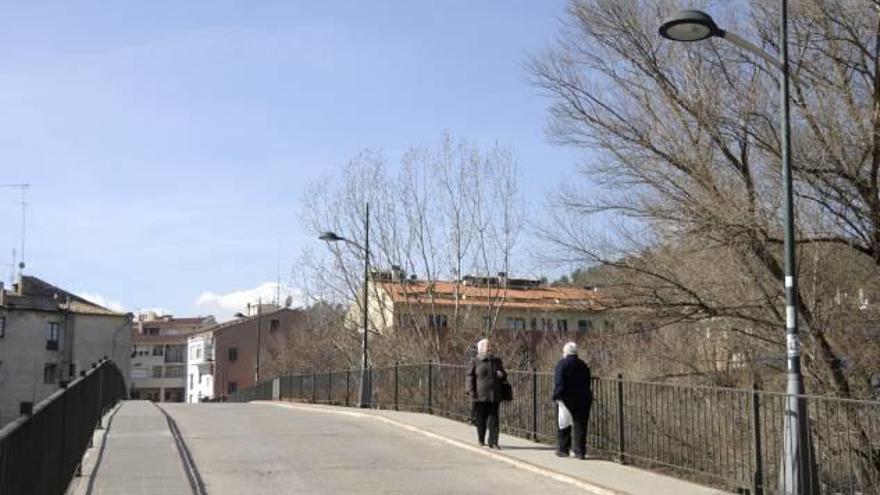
[0, 184, 30, 278]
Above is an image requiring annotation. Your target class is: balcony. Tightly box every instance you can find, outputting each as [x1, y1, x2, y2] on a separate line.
[46, 340, 59, 351]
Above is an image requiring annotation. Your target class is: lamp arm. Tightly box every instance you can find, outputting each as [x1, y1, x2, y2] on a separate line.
[342, 238, 367, 254]
[720, 30, 810, 88]
[720, 30, 784, 72]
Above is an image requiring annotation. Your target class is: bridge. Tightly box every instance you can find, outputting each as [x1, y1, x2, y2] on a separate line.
[1, 361, 878, 494]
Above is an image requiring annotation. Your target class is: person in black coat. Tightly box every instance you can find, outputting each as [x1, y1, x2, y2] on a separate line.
[552, 342, 592, 459]
[466, 338, 507, 449]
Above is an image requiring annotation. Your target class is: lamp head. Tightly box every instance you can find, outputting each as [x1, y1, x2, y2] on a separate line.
[659, 10, 721, 42]
[319, 231, 345, 242]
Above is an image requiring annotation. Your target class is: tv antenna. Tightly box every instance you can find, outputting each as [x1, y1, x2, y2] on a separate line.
[0, 184, 30, 278]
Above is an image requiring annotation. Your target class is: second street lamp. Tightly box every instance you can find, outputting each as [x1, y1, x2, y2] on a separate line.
[660, 3, 816, 494]
[319, 202, 371, 408]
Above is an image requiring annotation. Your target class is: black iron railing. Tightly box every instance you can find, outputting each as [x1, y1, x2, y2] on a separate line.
[230, 363, 880, 494]
[0, 358, 127, 495]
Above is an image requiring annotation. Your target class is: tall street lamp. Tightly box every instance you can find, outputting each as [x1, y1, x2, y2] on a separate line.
[319, 202, 371, 408]
[660, 4, 816, 494]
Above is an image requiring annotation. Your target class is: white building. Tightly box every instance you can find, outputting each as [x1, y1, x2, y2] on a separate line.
[185, 331, 216, 403]
[0, 276, 132, 427]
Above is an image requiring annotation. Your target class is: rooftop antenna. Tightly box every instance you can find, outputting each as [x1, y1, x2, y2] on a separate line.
[0, 184, 30, 278]
[275, 239, 282, 306]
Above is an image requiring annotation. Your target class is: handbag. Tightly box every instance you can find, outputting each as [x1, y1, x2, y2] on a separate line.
[500, 381, 513, 402]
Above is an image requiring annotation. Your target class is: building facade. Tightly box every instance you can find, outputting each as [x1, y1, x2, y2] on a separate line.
[0, 276, 132, 427]
[351, 269, 607, 336]
[130, 313, 215, 402]
[186, 307, 304, 403]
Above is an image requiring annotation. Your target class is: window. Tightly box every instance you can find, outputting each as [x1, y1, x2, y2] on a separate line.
[604, 320, 615, 332]
[46, 322, 60, 350]
[483, 316, 492, 330]
[427, 314, 447, 328]
[270, 319, 280, 332]
[578, 320, 592, 334]
[0, 315, 5, 338]
[196, 348, 201, 359]
[165, 345, 185, 363]
[227, 382, 238, 394]
[152, 346, 164, 356]
[530, 318, 538, 331]
[165, 366, 184, 378]
[228, 347, 238, 362]
[152, 366, 163, 378]
[556, 319, 568, 333]
[189, 374, 194, 388]
[43, 363, 57, 384]
[506, 318, 526, 331]
[145, 327, 159, 335]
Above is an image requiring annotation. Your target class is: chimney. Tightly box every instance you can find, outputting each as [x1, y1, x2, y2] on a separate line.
[497, 272, 508, 287]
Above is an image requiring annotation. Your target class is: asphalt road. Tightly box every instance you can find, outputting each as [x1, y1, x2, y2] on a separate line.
[160, 403, 578, 495]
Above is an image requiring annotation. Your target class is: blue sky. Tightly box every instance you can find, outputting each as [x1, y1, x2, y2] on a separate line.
[0, 0, 582, 319]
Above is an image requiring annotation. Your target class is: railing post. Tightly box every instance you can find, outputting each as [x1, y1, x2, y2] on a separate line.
[58, 380, 69, 486]
[751, 383, 764, 495]
[95, 362, 104, 430]
[531, 368, 538, 441]
[617, 373, 626, 465]
[345, 368, 351, 407]
[427, 360, 433, 414]
[394, 361, 399, 411]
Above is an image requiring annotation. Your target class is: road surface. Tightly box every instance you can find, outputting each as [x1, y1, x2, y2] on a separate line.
[161, 402, 579, 494]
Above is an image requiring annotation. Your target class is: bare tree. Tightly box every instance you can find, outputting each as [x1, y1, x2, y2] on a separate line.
[296, 134, 525, 365]
[530, 0, 880, 401]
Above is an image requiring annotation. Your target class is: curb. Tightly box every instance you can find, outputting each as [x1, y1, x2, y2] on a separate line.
[155, 403, 208, 495]
[256, 401, 624, 495]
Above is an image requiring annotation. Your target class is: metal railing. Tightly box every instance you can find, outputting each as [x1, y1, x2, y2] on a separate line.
[230, 363, 880, 494]
[0, 358, 127, 495]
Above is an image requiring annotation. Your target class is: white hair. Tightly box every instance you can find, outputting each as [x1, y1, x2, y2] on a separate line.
[563, 342, 578, 356]
[477, 338, 491, 358]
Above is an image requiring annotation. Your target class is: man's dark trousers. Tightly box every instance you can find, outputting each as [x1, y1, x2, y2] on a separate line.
[558, 409, 590, 457]
[474, 401, 500, 445]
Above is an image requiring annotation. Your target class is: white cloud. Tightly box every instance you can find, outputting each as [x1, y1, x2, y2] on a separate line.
[194, 282, 304, 322]
[77, 292, 126, 313]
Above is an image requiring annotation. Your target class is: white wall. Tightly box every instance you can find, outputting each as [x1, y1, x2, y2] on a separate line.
[186, 333, 215, 403]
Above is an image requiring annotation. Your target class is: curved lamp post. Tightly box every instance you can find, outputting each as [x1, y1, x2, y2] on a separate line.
[319, 202, 371, 408]
[660, 5, 816, 494]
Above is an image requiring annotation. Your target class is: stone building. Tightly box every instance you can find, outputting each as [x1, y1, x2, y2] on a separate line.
[0, 276, 132, 426]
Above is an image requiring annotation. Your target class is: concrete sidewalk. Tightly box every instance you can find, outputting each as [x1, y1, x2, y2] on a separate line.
[69, 400, 192, 495]
[262, 401, 728, 495]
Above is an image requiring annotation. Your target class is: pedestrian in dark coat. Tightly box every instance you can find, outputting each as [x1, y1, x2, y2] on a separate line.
[466, 338, 507, 449]
[552, 342, 593, 459]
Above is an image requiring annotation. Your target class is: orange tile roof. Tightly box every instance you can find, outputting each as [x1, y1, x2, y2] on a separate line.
[378, 280, 604, 312]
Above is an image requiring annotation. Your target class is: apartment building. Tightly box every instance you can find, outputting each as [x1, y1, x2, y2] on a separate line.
[130, 313, 215, 402]
[0, 276, 132, 427]
[351, 268, 607, 335]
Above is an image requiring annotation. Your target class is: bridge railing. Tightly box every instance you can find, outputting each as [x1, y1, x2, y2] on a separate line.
[230, 363, 880, 495]
[0, 358, 127, 495]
